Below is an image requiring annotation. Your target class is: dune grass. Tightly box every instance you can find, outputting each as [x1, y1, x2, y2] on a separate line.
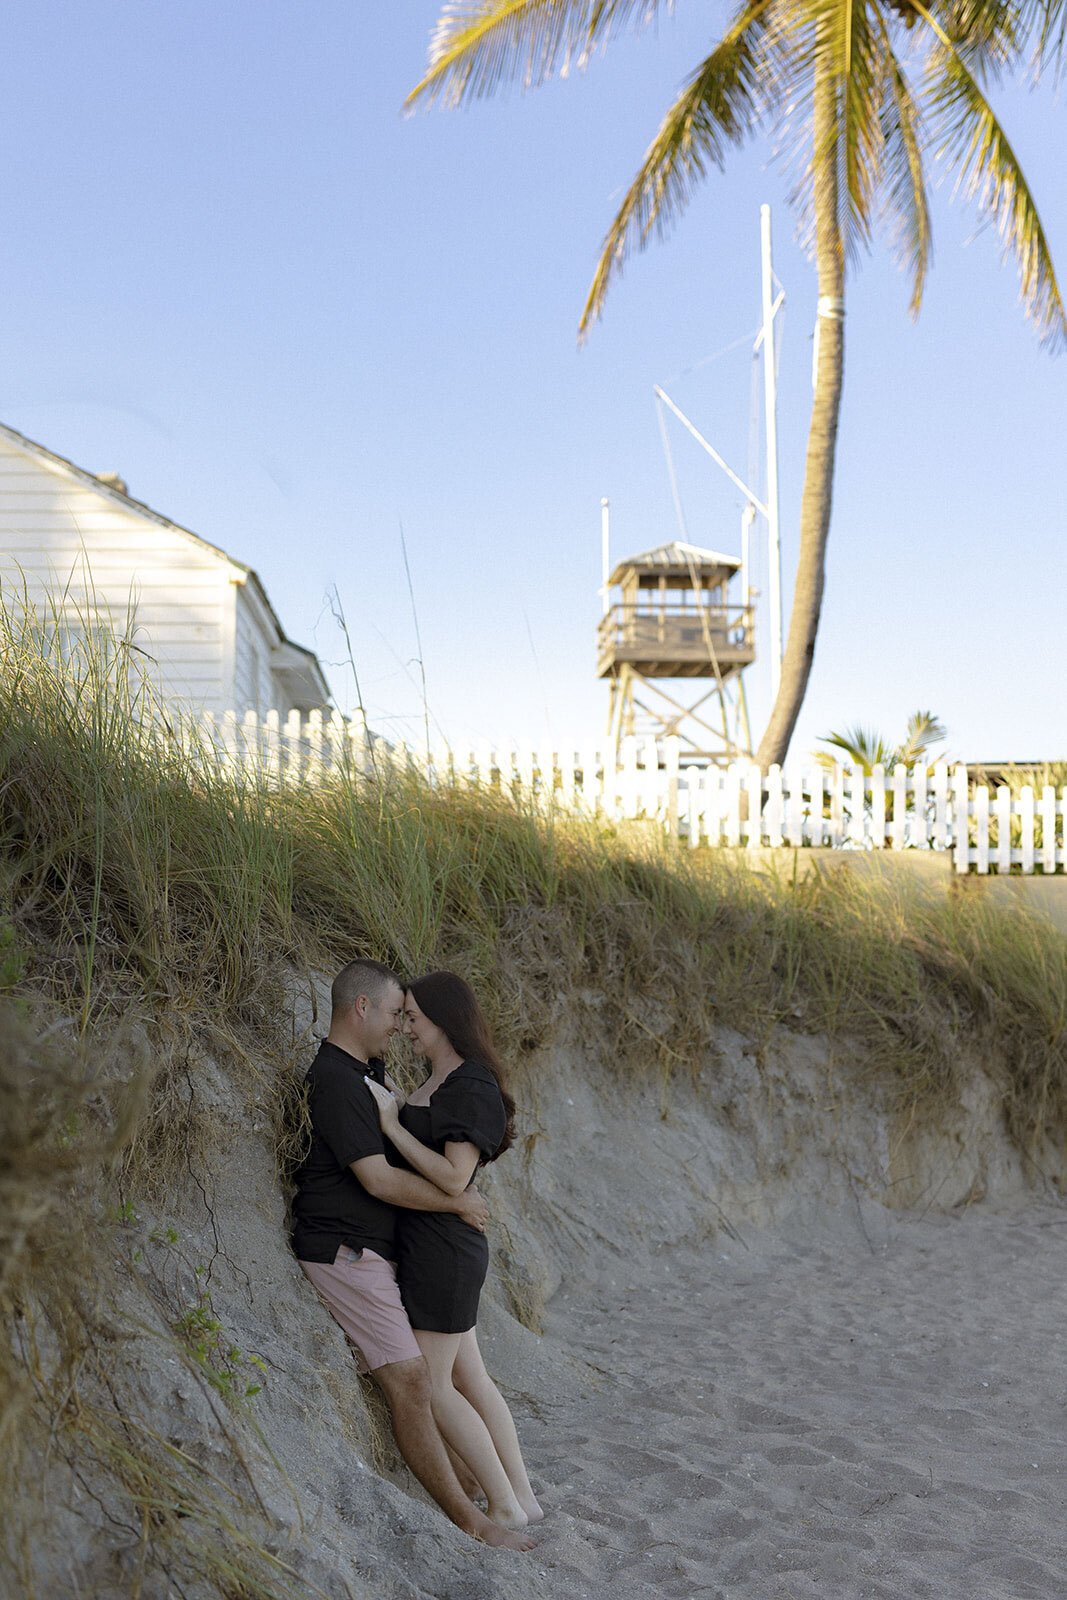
[2, 600, 1066, 1155]
[2, 603, 1067, 1593]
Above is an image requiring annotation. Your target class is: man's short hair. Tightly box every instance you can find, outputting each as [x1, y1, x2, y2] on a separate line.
[331, 958, 403, 1015]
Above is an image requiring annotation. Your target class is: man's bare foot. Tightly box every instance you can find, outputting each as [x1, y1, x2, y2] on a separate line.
[475, 1518, 536, 1551]
[519, 1495, 545, 1525]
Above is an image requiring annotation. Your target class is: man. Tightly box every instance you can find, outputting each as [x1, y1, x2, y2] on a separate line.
[292, 958, 533, 1551]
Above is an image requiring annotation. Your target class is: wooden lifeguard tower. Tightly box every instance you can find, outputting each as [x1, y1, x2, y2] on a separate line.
[597, 537, 756, 763]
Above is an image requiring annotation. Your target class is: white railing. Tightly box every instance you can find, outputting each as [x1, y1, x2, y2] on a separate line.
[190, 711, 1065, 875]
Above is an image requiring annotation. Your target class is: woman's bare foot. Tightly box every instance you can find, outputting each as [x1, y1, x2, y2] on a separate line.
[488, 1502, 529, 1531]
[473, 1513, 535, 1550]
[519, 1494, 545, 1525]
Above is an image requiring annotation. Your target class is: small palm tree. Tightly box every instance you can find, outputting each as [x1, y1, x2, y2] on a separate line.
[816, 708, 947, 773]
[407, 4, 1064, 766]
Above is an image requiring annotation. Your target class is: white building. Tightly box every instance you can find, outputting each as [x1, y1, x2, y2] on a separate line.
[0, 420, 330, 718]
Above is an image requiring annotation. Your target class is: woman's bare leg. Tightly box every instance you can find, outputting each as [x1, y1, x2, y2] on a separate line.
[452, 1327, 543, 1523]
[413, 1329, 527, 1530]
[444, 1439, 485, 1502]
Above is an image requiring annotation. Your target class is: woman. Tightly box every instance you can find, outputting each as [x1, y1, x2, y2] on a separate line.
[364, 971, 542, 1530]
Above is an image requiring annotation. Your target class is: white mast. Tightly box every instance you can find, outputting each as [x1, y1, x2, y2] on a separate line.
[760, 203, 783, 699]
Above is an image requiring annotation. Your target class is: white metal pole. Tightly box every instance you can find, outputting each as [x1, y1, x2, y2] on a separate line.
[760, 204, 783, 700]
[741, 502, 754, 609]
[601, 496, 611, 615]
[655, 386, 767, 515]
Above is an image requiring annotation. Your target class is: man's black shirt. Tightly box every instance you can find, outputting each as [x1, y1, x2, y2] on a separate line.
[290, 1041, 397, 1263]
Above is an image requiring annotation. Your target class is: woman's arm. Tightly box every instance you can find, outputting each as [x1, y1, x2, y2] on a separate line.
[364, 1076, 479, 1196]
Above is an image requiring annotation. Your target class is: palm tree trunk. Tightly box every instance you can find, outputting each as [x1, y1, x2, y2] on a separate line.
[754, 41, 845, 770]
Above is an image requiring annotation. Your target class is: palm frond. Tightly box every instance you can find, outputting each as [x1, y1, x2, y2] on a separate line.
[407, 0, 671, 110]
[818, 724, 896, 772]
[579, 0, 775, 335]
[770, 22, 820, 258]
[898, 709, 947, 763]
[782, 0, 887, 274]
[874, 17, 932, 313]
[838, 0, 887, 260]
[914, 0, 1066, 346]
[937, 0, 1025, 76]
[1033, 0, 1067, 78]
[817, 709, 945, 772]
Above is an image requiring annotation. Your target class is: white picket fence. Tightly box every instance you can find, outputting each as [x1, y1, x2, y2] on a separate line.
[192, 706, 379, 785]
[192, 710, 1065, 875]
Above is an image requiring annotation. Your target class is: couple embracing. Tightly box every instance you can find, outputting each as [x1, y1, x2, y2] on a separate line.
[291, 959, 540, 1551]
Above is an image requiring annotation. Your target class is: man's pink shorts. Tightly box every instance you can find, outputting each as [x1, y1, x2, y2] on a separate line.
[299, 1246, 421, 1373]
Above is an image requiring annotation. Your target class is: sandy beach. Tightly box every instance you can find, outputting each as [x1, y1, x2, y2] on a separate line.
[472, 1202, 1067, 1600]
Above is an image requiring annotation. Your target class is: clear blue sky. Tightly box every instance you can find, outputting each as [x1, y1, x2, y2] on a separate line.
[2, 2, 1064, 761]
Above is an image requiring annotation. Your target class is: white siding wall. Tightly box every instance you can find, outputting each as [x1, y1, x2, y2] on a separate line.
[233, 584, 297, 718]
[233, 594, 282, 717]
[0, 437, 233, 715]
[234, 601, 259, 715]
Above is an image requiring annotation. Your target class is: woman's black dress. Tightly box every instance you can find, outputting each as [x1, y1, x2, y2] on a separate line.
[394, 1060, 506, 1334]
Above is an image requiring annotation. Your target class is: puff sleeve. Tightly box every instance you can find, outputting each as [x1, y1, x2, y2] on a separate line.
[429, 1063, 507, 1160]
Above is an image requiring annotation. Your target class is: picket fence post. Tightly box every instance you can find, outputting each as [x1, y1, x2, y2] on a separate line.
[559, 747, 576, 810]
[974, 784, 990, 873]
[241, 709, 260, 774]
[830, 766, 845, 846]
[1041, 786, 1057, 874]
[995, 785, 1012, 874]
[808, 768, 824, 847]
[664, 737, 680, 836]
[870, 765, 886, 848]
[932, 763, 949, 851]
[1020, 786, 1035, 874]
[953, 766, 970, 872]
[745, 764, 762, 850]
[765, 765, 784, 848]
[914, 764, 929, 850]
[847, 766, 865, 848]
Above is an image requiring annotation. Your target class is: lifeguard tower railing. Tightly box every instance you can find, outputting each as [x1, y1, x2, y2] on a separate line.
[596, 601, 756, 678]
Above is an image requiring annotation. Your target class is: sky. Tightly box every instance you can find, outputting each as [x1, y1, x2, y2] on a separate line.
[1, 2, 1064, 763]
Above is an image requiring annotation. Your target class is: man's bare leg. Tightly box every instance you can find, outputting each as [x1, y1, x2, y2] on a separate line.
[373, 1357, 534, 1550]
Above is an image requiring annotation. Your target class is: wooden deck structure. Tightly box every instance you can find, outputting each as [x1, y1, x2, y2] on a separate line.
[598, 540, 756, 762]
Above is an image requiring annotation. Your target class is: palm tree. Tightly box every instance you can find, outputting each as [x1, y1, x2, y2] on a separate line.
[406, 3, 1064, 766]
[816, 708, 947, 773]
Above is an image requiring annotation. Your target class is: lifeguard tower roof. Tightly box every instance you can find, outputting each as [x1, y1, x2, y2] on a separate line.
[608, 540, 741, 587]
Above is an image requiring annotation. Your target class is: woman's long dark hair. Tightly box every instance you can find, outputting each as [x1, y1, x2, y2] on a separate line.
[408, 971, 516, 1159]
